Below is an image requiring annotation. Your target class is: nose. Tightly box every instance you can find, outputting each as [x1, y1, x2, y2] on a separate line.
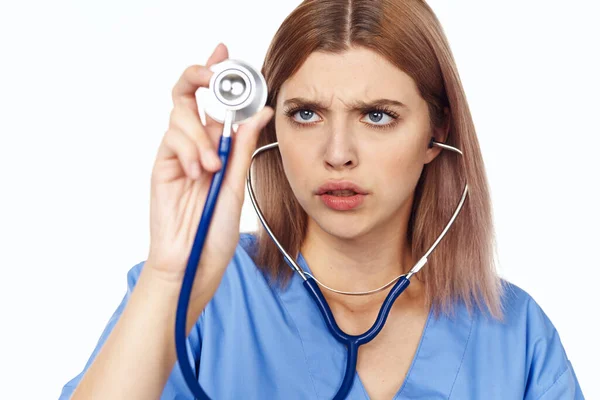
[323, 122, 358, 170]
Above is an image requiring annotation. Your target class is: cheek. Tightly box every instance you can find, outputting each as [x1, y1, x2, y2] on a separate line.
[278, 140, 312, 200]
[280, 146, 300, 180]
[375, 146, 424, 203]
[276, 117, 317, 197]
[275, 118, 297, 184]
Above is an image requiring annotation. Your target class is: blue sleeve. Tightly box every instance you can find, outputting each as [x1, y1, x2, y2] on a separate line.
[518, 290, 585, 400]
[536, 361, 584, 400]
[59, 260, 204, 399]
[58, 261, 146, 399]
[58, 236, 257, 399]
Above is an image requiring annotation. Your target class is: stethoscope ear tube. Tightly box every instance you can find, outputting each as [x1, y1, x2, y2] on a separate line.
[245, 139, 467, 400]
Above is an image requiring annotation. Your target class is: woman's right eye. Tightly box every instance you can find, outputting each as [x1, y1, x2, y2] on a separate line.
[291, 109, 321, 124]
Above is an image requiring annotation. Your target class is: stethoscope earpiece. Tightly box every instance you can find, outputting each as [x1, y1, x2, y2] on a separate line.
[204, 59, 268, 125]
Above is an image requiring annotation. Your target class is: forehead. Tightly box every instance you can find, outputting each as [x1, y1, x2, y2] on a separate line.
[278, 46, 420, 106]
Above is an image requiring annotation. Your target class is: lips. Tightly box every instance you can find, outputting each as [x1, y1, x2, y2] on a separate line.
[316, 180, 368, 211]
[316, 181, 368, 196]
[323, 189, 358, 196]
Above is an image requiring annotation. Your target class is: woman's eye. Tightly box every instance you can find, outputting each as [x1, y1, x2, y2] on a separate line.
[287, 108, 397, 128]
[292, 109, 320, 123]
[361, 111, 394, 125]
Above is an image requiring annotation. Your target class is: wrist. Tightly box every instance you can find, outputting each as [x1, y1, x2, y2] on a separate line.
[141, 260, 184, 289]
[139, 259, 221, 325]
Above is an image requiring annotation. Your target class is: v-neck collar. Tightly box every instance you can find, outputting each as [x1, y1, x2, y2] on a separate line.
[275, 251, 474, 399]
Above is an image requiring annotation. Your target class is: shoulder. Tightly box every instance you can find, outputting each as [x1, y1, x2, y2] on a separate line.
[466, 280, 558, 339]
[498, 280, 554, 330]
[485, 280, 564, 357]
[450, 280, 559, 355]
[472, 280, 581, 399]
[496, 280, 564, 348]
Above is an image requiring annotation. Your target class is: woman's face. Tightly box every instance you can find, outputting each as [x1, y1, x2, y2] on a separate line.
[275, 46, 445, 240]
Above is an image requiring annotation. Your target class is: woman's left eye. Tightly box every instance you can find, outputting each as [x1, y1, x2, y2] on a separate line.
[361, 111, 394, 125]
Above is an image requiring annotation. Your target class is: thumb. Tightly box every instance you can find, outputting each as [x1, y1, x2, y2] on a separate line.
[226, 106, 275, 190]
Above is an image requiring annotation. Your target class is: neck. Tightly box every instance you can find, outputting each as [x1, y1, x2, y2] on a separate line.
[300, 217, 425, 311]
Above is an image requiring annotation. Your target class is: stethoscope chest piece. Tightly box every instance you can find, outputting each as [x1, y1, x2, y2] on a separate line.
[204, 59, 267, 125]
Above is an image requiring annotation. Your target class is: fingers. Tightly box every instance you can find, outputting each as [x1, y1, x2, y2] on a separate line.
[165, 43, 232, 174]
[171, 43, 229, 110]
[157, 103, 226, 180]
[171, 66, 212, 110]
[161, 43, 268, 186]
[203, 43, 231, 130]
[157, 127, 203, 180]
[227, 106, 275, 189]
[170, 106, 222, 171]
[206, 43, 229, 67]
[155, 106, 273, 190]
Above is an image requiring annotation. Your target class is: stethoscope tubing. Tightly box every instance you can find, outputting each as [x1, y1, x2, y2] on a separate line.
[175, 135, 232, 400]
[303, 275, 411, 399]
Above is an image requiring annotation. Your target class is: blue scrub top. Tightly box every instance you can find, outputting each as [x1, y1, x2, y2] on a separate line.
[59, 233, 584, 399]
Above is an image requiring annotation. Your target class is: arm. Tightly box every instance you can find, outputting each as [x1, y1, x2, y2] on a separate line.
[63, 43, 272, 400]
[69, 262, 220, 400]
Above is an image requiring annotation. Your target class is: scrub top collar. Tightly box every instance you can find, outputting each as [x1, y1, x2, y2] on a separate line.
[278, 251, 474, 399]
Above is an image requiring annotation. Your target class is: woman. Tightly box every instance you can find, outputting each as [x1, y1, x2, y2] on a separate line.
[60, 0, 584, 399]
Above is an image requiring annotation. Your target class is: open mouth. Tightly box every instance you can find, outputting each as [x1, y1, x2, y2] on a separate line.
[319, 191, 365, 211]
[323, 190, 358, 197]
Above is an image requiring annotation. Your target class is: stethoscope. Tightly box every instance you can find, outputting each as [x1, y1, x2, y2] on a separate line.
[174, 59, 469, 400]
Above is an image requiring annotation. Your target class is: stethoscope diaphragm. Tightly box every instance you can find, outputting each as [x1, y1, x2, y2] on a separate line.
[203, 59, 268, 125]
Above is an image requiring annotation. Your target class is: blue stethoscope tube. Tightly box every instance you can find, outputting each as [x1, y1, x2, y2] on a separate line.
[175, 135, 232, 400]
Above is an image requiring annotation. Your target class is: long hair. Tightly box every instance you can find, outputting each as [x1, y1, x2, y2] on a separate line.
[250, 0, 504, 319]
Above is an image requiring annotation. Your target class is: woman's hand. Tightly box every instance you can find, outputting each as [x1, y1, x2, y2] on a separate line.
[146, 43, 273, 299]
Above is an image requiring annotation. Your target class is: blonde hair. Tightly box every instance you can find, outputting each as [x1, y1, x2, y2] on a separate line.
[250, 0, 504, 319]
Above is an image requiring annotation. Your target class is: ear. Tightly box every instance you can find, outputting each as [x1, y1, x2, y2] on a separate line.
[424, 107, 450, 164]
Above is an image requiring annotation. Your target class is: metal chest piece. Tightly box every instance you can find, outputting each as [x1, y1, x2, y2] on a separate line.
[203, 59, 268, 125]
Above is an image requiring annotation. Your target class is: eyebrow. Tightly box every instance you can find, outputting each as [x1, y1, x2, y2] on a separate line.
[282, 97, 409, 112]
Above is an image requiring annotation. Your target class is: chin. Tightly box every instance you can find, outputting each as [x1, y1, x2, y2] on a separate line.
[315, 213, 372, 240]
[327, 228, 365, 240]
[302, 196, 377, 239]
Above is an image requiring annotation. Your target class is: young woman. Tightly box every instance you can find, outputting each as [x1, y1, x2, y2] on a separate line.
[60, 0, 584, 399]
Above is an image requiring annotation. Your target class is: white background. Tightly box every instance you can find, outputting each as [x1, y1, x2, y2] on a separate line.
[1, 0, 598, 398]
